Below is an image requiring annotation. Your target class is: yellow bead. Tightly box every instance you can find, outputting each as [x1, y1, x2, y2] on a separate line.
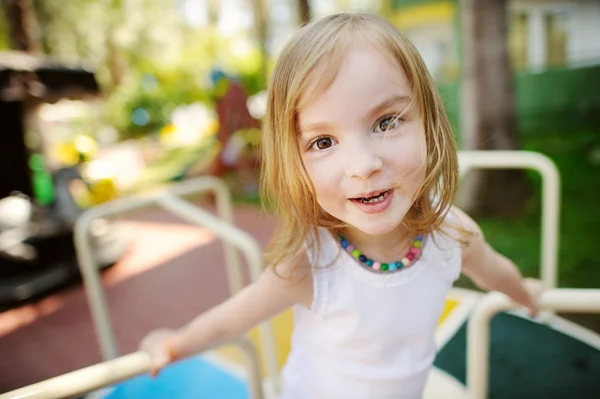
[352, 249, 361, 258]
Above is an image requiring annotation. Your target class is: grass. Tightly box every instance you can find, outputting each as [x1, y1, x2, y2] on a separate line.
[457, 131, 600, 289]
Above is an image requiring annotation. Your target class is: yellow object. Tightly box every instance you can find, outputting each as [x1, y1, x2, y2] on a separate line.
[88, 177, 119, 205]
[391, 2, 455, 31]
[52, 135, 98, 166]
[438, 298, 459, 324]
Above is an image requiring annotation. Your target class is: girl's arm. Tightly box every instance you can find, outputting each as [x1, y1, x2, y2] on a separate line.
[450, 207, 543, 315]
[140, 252, 312, 372]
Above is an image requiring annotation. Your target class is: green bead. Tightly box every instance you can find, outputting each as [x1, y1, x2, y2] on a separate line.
[352, 249, 361, 258]
[413, 241, 422, 248]
[381, 263, 389, 271]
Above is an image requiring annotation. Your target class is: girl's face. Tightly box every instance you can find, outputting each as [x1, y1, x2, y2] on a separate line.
[298, 46, 427, 236]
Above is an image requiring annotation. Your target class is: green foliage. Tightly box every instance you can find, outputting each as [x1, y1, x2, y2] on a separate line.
[102, 26, 264, 138]
[0, 11, 10, 50]
[104, 66, 210, 138]
[29, 0, 266, 140]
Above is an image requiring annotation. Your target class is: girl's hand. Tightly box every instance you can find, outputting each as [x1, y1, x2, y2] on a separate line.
[520, 278, 545, 317]
[138, 329, 179, 377]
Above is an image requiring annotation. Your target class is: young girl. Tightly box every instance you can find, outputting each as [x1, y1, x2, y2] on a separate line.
[140, 12, 542, 398]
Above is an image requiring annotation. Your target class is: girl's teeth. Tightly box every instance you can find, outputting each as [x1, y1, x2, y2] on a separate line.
[361, 191, 388, 203]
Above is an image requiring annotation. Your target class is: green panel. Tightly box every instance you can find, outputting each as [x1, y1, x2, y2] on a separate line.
[515, 66, 600, 134]
[436, 65, 600, 136]
[435, 313, 600, 398]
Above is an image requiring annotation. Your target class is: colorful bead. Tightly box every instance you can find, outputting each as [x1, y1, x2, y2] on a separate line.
[338, 234, 424, 273]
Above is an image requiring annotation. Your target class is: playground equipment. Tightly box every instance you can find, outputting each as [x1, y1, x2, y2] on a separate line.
[0, 150, 599, 399]
[0, 51, 127, 310]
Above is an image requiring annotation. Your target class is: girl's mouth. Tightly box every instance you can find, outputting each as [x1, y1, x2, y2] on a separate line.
[351, 190, 391, 204]
[349, 189, 394, 214]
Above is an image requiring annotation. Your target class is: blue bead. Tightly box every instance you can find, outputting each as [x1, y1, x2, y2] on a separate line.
[365, 259, 373, 267]
[395, 261, 403, 269]
[389, 263, 397, 271]
[358, 254, 367, 262]
[416, 235, 424, 241]
[341, 239, 348, 248]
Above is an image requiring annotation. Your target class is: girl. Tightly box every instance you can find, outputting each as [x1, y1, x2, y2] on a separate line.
[140, 12, 542, 398]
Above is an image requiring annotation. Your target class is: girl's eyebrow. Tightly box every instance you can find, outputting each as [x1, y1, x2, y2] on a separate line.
[298, 122, 334, 138]
[365, 95, 411, 121]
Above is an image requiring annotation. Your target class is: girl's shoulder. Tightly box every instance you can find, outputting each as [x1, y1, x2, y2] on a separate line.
[303, 226, 343, 271]
[267, 247, 314, 309]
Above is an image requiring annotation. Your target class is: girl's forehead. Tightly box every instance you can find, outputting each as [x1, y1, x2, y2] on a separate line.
[298, 46, 412, 122]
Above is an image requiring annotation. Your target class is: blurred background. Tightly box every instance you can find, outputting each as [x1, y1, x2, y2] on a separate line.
[0, 0, 599, 394]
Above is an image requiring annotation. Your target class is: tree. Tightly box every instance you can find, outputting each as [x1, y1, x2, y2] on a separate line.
[297, 0, 312, 25]
[457, 0, 531, 217]
[251, 0, 268, 86]
[32, 0, 188, 92]
[2, 0, 41, 52]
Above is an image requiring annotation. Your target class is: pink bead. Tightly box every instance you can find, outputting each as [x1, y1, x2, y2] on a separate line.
[410, 247, 420, 255]
[373, 261, 381, 270]
[407, 253, 415, 260]
[346, 245, 354, 252]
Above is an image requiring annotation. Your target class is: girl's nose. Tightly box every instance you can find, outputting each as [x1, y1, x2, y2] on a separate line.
[344, 138, 383, 180]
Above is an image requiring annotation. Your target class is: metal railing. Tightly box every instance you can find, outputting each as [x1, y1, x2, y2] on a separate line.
[467, 289, 600, 399]
[460, 151, 600, 398]
[0, 337, 263, 399]
[459, 151, 561, 289]
[73, 176, 278, 394]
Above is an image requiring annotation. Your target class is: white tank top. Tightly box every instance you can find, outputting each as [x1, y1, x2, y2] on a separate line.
[280, 226, 461, 399]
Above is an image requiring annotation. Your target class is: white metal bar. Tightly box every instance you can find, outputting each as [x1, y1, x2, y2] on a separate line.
[467, 289, 600, 399]
[158, 193, 280, 391]
[73, 176, 243, 361]
[73, 176, 277, 395]
[0, 338, 263, 399]
[458, 150, 561, 289]
[75, 194, 156, 360]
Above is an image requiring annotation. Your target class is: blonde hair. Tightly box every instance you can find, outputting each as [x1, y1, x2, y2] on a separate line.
[261, 12, 464, 271]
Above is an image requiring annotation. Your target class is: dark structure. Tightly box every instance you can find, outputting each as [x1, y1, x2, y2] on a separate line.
[0, 51, 126, 311]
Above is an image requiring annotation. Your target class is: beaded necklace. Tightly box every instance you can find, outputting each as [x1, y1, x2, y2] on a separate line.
[338, 233, 425, 273]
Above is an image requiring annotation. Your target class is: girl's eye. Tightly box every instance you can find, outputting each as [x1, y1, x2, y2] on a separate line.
[310, 136, 337, 151]
[374, 115, 402, 132]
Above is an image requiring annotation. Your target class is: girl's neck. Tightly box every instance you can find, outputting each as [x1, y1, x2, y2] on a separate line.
[340, 225, 414, 262]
